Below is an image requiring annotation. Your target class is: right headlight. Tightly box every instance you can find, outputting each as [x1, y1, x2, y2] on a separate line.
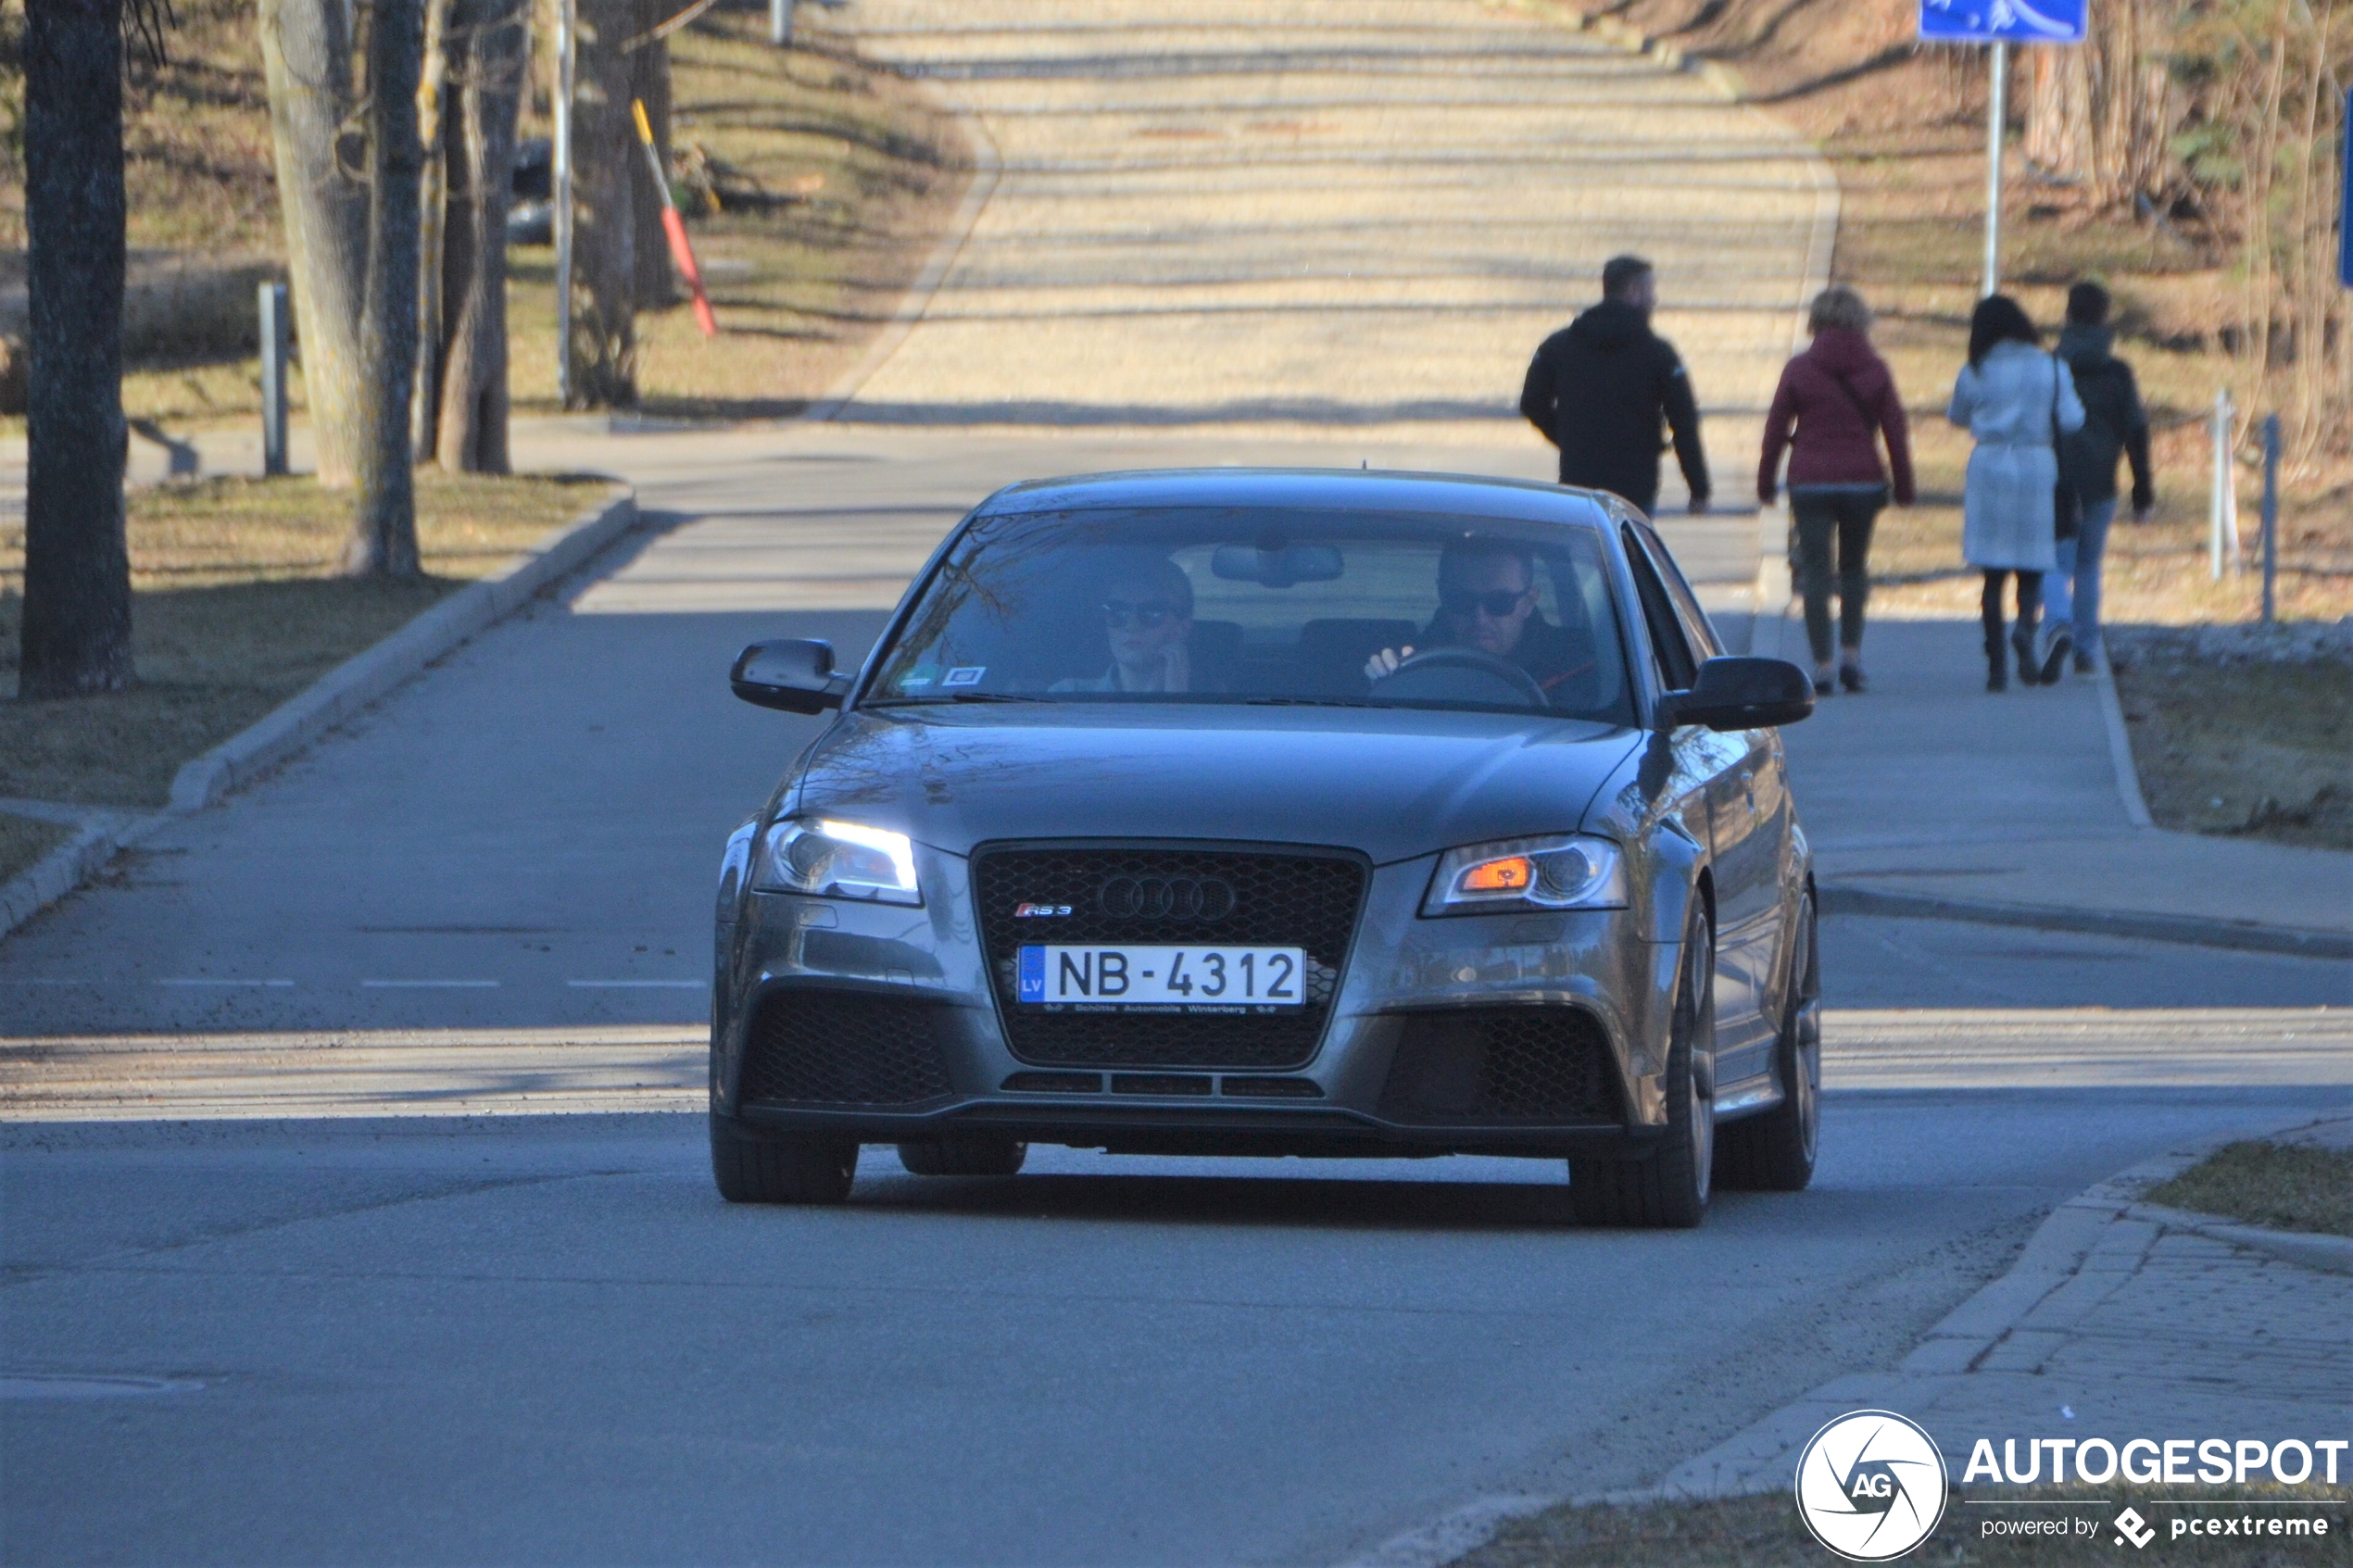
[1422, 834, 1628, 916]
[752, 818, 922, 906]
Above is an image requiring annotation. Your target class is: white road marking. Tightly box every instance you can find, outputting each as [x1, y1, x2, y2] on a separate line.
[360, 979, 501, 989]
[565, 979, 706, 989]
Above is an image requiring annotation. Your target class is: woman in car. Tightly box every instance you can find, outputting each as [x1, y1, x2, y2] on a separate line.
[1051, 554, 1199, 694]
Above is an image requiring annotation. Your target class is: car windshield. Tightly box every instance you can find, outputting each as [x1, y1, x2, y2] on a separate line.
[864, 506, 1637, 724]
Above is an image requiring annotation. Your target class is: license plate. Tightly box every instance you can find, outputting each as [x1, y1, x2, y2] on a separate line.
[1016, 946, 1306, 1007]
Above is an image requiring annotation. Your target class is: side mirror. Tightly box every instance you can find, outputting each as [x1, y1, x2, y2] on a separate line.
[1659, 656, 1814, 732]
[731, 639, 850, 714]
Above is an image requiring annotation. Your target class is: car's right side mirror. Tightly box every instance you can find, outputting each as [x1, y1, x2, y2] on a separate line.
[731, 638, 850, 714]
[1658, 656, 1814, 732]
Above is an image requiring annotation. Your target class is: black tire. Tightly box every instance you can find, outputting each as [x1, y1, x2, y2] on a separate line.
[1716, 893, 1821, 1192]
[1570, 903, 1715, 1229]
[710, 1114, 859, 1204]
[897, 1137, 1028, 1177]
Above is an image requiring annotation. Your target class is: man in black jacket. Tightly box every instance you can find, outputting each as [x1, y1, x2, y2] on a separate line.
[2049, 281, 2155, 675]
[1518, 256, 1710, 516]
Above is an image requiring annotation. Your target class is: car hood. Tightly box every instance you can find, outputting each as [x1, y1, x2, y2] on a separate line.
[787, 707, 1644, 864]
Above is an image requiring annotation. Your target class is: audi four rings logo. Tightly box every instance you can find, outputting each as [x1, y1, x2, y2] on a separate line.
[1097, 875, 1237, 922]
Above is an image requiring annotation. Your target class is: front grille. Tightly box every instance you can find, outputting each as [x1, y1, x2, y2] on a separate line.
[739, 991, 954, 1107]
[973, 843, 1367, 1069]
[1377, 1008, 1618, 1123]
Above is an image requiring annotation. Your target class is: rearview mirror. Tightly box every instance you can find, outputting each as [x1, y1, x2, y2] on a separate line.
[1659, 656, 1814, 732]
[1211, 542, 1344, 587]
[731, 639, 850, 714]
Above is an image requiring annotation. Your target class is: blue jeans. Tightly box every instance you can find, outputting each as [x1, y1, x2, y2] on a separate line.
[2043, 496, 2117, 656]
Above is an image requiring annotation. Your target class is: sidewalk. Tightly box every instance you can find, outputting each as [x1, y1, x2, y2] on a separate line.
[1655, 1116, 2353, 1499]
[1762, 596, 2353, 958]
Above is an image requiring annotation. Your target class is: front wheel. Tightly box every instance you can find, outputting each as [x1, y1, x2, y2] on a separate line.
[711, 1114, 859, 1204]
[1717, 892, 1820, 1192]
[1570, 903, 1714, 1229]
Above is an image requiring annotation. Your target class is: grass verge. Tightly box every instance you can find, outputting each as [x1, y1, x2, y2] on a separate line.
[2145, 1141, 2353, 1237]
[0, 813, 70, 890]
[1461, 1484, 2353, 1566]
[0, 472, 608, 808]
[2108, 632, 2353, 848]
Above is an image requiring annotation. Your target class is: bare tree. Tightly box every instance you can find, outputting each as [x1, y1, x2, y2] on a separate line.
[564, 0, 641, 406]
[629, 17, 674, 310]
[342, 0, 427, 575]
[19, 0, 133, 696]
[2020, 1, 2178, 207]
[421, 0, 530, 469]
[258, 0, 370, 487]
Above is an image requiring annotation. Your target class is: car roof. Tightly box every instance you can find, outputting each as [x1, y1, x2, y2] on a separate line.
[972, 468, 1621, 531]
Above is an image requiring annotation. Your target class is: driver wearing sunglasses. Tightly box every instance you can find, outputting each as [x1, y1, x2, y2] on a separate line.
[1364, 539, 1590, 696]
[1051, 554, 1198, 694]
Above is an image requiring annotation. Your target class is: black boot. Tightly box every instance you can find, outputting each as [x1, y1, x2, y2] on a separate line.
[2010, 623, 2040, 686]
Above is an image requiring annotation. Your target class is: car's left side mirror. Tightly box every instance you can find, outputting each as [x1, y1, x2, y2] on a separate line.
[1658, 656, 1814, 732]
[731, 638, 850, 714]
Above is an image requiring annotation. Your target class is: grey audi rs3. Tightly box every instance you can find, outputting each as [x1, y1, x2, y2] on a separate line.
[711, 469, 1822, 1227]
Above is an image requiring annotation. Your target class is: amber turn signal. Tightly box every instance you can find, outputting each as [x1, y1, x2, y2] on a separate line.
[1458, 857, 1532, 893]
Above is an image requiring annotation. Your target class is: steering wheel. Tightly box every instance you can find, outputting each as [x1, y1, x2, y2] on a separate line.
[1369, 646, 1549, 709]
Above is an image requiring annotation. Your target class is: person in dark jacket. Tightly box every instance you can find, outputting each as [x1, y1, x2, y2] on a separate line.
[2046, 282, 2154, 676]
[1757, 285, 1916, 695]
[1519, 255, 1710, 516]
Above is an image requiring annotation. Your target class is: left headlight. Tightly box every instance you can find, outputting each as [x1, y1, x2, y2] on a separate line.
[1423, 834, 1627, 915]
[752, 818, 922, 906]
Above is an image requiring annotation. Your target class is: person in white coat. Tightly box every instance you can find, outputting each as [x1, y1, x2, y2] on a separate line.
[1948, 295, 2084, 691]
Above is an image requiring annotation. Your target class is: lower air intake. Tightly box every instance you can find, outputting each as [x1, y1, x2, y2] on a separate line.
[1377, 1008, 1618, 1123]
[740, 991, 954, 1107]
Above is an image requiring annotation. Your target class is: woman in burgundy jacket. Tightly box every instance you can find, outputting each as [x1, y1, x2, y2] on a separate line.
[1758, 286, 1916, 695]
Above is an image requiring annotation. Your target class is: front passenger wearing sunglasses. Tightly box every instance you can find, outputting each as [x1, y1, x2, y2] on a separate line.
[1051, 554, 1202, 694]
[1363, 538, 1591, 698]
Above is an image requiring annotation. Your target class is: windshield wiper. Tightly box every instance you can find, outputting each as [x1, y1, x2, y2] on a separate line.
[1241, 696, 1376, 709]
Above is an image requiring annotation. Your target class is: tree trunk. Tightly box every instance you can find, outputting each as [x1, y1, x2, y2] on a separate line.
[411, 0, 453, 458]
[19, 0, 134, 698]
[565, 0, 639, 407]
[2020, 0, 2176, 207]
[629, 17, 673, 309]
[258, 0, 370, 487]
[432, 0, 529, 470]
[343, 0, 426, 576]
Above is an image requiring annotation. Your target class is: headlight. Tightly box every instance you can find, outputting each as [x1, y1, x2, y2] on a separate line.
[1423, 834, 1627, 915]
[753, 818, 922, 905]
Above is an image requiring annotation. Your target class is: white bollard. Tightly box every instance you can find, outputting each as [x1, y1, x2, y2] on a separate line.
[2208, 387, 2236, 581]
[258, 281, 289, 478]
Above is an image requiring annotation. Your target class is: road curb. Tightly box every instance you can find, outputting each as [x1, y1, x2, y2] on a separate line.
[0, 484, 636, 943]
[1332, 1116, 2350, 1564]
[1817, 884, 2353, 959]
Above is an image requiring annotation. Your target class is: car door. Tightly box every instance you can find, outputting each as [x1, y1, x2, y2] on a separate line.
[1629, 522, 1783, 1085]
[1619, 526, 1757, 1083]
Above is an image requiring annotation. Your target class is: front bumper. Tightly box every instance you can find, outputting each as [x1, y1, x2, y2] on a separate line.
[713, 847, 1680, 1160]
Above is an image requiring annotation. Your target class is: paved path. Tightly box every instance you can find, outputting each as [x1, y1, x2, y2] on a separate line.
[818, 0, 1833, 480]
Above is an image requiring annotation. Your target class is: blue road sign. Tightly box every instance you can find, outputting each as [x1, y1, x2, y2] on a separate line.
[1920, 0, 2087, 44]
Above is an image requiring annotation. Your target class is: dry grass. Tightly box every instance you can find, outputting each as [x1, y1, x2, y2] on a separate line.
[1, 0, 966, 433]
[1463, 1485, 2353, 1567]
[0, 812, 70, 889]
[2109, 640, 2353, 847]
[2145, 1141, 2353, 1238]
[0, 472, 607, 807]
[505, 10, 972, 420]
